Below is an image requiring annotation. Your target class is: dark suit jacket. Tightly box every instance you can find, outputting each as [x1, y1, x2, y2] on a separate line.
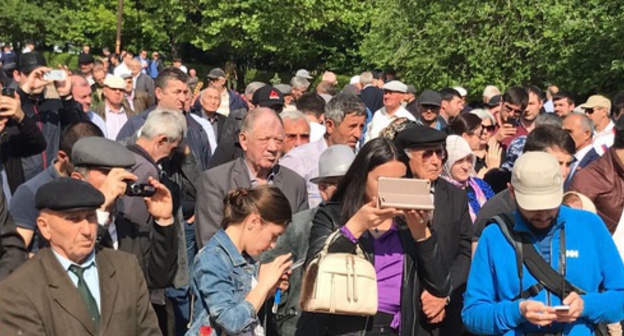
[130, 91, 154, 114]
[135, 73, 155, 98]
[97, 215, 178, 290]
[359, 85, 384, 113]
[195, 157, 308, 248]
[428, 178, 473, 335]
[0, 247, 161, 336]
[565, 147, 600, 190]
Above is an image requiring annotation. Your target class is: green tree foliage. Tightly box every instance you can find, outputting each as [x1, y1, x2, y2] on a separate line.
[361, 0, 624, 96]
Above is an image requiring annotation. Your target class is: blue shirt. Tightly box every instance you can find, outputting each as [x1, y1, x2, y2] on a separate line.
[51, 249, 101, 312]
[10, 164, 60, 251]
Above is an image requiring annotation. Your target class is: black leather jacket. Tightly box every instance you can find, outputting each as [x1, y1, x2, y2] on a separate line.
[300, 202, 451, 336]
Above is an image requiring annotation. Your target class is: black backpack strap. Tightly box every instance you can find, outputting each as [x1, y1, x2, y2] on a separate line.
[489, 214, 586, 300]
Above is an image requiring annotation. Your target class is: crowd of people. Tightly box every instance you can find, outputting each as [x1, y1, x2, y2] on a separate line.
[0, 43, 623, 336]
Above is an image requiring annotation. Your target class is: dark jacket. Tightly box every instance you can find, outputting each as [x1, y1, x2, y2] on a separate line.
[208, 107, 247, 168]
[569, 147, 624, 234]
[0, 188, 27, 281]
[18, 88, 88, 182]
[564, 147, 600, 190]
[359, 85, 384, 113]
[1, 113, 47, 193]
[97, 215, 178, 290]
[116, 107, 212, 171]
[299, 202, 451, 336]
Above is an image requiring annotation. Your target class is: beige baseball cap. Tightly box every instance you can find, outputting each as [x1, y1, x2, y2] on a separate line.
[579, 95, 611, 110]
[511, 152, 563, 211]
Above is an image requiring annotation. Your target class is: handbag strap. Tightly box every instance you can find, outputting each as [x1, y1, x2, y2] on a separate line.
[320, 229, 366, 259]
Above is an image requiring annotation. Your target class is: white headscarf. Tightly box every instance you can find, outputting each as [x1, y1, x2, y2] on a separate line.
[443, 135, 475, 182]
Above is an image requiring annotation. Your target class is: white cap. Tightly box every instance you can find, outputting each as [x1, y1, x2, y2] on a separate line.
[382, 80, 407, 93]
[295, 69, 313, 79]
[511, 152, 563, 210]
[103, 76, 126, 90]
[350, 75, 361, 85]
[310, 145, 355, 184]
[453, 86, 468, 97]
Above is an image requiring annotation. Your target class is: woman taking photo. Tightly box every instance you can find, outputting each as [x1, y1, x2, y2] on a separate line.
[449, 113, 502, 178]
[188, 186, 293, 336]
[442, 135, 495, 223]
[298, 138, 451, 336]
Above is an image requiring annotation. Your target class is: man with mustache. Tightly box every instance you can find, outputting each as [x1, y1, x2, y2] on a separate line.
[195, 107, 308, 248]
[463, 152, 624, 335]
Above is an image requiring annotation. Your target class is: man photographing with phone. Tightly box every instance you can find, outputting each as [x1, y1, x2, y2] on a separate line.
[14, 51, 88, 189]
[463, 152, 624, 335]
[0, 80, 47, 195]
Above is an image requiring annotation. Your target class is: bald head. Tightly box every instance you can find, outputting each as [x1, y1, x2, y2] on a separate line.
[322, 71, 337, 85]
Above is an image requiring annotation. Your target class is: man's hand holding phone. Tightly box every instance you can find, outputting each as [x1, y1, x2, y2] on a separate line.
[554, 292, 584, 323]
[0, 88, 25, 129]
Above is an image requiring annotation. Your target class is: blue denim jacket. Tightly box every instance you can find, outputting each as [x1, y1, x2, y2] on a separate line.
[186, 229, 261, 336]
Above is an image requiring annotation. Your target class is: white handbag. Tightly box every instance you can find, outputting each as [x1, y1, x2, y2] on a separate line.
[300, 230, 378, 316]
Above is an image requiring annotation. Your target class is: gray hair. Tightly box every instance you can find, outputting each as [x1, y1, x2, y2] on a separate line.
[324, 93, 367, 124]
[241, 107, 283, 135]
[535, 113, 562, 128]
[566, 112, 594, 138]
[359, 72, 374, 85]
[140, 108, 187, 142]
[244, 81, 266, 97]
[279, 109, 309, 125]
[470, 108, 496, 125]
[290, 76, 310, 91]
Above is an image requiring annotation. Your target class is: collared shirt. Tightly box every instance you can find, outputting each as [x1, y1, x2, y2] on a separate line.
[202, 110, 220, 138]
[97, 209, 118, 250]
[104, 104, 128, 140]
[51, 248, 101, 313]
[365, 106, 415, 143]
[594, 120, 615, 156]
[87, 111, 108, 138]
[279, 138, 328, 208]
[244, 160, 276, 187]
[189, 113, 217, 155]
[217, 90, 231, 117]
[569, 144, 593, 180]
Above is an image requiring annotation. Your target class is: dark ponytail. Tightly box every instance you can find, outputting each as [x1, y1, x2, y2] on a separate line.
[221, 185, 292, 228]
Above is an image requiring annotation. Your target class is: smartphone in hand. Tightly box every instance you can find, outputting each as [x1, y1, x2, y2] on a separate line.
[553, 305, 570, 312]
[43, 70, 66, 81]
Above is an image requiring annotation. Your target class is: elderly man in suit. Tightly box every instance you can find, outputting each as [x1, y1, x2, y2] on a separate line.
[129, 58, 155, 100]
[393, 125, 473, 335]
[195, 107, 308, 248]
[0, 178, 163, 335]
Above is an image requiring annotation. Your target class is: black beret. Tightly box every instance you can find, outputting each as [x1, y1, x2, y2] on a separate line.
[393, 125, 447, 149]
[72, 137, 135, 169]
[78, 53, 95, 64]
[36, 178, 104, 211]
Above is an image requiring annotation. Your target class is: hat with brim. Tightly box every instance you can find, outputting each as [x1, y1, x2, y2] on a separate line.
[18, 51, 47, 74]
[296, 69, 313, 79]
[310, 145, 355, 184]
[35, 178, 105, 211]
[382, 80, 407, 93]
[512, 152, 563, 211]
[207, 68, 226, 79]
[579, 95, 611, 110]
[104, 76, 126, 90]
[417, 89, 442, 107]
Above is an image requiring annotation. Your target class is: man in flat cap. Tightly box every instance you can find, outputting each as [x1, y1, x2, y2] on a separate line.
[69, 137, 178, 319]
[206, 67, 247, 117]
[394, 125, 472, 335]
[0, 178, 162, 335]
[364, 80, 415, 142]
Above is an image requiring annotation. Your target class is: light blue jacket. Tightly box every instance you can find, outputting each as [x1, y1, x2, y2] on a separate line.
[462, 206, 624, 335]
[187, 229, 261, 336]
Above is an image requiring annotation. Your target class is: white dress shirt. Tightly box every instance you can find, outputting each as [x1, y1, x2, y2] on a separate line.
[593, 120, 615, 156]
[104, 104, 128, 140]
[280, 138, 329, 208]
[364, 106, 415, 143]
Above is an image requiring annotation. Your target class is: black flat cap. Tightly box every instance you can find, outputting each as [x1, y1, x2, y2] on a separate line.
[72, 137, 135, 169]
[36, 178, 105, 211]
[394, 125, 447, 149]
[18, 51, 47, 74]
[417, 89, 442, 107]
[252, 85, 285, 108]
[485, 95, 502, 107]
[78, 53, 95, 65]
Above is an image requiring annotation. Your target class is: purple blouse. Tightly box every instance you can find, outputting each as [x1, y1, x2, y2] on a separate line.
[340, 222, 405, 330]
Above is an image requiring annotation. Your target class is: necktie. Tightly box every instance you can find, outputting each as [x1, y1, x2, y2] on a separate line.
[68, 264, 100, 329]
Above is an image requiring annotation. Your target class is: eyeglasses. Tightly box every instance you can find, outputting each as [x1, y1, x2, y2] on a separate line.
[422, 148, 446, 161]
[482, 124, 496, 133]
[469, 128, 487, 136]
[584, 107, 601, 115]
[285, 133, 310, 141]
